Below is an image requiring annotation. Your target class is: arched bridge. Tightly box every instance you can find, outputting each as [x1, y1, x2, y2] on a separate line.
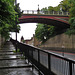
[19, 10, 70, 30]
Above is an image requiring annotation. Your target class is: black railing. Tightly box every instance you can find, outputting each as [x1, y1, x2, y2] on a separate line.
[10, 38, 75, 75]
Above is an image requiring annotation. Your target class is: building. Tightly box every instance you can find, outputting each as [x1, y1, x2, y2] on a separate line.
[25, 34, 41, 47]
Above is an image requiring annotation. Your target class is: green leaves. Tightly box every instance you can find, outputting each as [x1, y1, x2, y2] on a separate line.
[68, 0, 75, 17]
[35, 24, 55, 43]
[0, 0, 21, 40]
[60, 0, 70, 12]
[65, 0, 75, 35]
[66, 17, 75, 35]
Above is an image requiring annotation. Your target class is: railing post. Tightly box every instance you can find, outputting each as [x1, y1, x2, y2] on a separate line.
[48, 53, 51, 74]
[27, 47, 29, 64]
[31, 47, 34, 62]
[62, 11, 64, 15]
[53, 11, 54, 15]
[67, 12, 69, 15]
[32, 11, 34, 14]
[69, 61, 72, 75]
[58, 11, 60, 15]
[32, 48, 34, 71]
[27, 10, 29, 14]
[48, 11, 49, 15]
[38, 50, 41, 75]
[38, 50, 40, 63]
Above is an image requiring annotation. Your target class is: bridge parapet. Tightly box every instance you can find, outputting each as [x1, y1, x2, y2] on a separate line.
[23, 10, 69, 16]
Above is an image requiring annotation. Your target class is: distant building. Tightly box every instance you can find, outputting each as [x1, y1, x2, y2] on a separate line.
[20, 36, 24, 43]
[25, 34, 41, 47]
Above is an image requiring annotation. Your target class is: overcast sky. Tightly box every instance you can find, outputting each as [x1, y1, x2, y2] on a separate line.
[11, 0, 63, 41]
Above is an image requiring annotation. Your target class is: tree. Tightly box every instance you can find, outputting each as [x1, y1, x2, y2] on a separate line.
[35, 24, 55, 43]
[53, 6, 60, 11]
[41, 7, 48, 14]
[35, 24, 44, 41]
[60, 0, 70, 12]
[68, 0, 75, 17]
[0, 0, 21, 40]
[65, 0, 75, 35]
[14, 3, 23, 17]
[48, 6, 54, 11]
[0, 0, 15, 39]
[41, 0, 70, 14]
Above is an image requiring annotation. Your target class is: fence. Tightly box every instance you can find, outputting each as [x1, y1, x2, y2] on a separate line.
[23, 10, 69, 16]
[10, 38, 75, 75]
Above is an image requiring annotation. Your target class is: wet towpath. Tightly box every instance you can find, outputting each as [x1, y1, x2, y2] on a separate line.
[0, 41, 38, 75]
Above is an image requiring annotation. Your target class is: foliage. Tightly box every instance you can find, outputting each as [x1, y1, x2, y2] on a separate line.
[48, 6, 60, 12]
[0, 0, 15, 39]
[14, 3, 23, 17]
[69, 17, 75, 28]
[13, 49, 20, 53]
[60, 0, 70, 12]
[66, 17, 75, 35]
[53, 6, 60, 11]
[48, 6, 54, 11]
[41, 0, 75, 36]
[65, 29, 75, 36]
[41, 7, 48, 14]
[35, 24, 55, 43]
[41, 0, 70, 15]
[65, 0, 75, 35]
[41, 6, 60, 14]
[41, 7, 48, 11]
[0, 0, 22, 40]
[68, 0, 75, 17]
[39, 0, 71, 42]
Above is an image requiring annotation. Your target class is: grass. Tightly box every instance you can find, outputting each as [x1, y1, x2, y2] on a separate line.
[13, 49, 20, 53]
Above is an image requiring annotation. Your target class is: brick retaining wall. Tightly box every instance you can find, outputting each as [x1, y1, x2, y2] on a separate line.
[40, 33, 75, 53]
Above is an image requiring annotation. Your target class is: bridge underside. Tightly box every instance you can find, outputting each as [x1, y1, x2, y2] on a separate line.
[19, 18, 70, 31]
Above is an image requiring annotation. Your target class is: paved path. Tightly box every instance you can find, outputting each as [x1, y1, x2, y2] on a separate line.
[0, 41, 38, 75]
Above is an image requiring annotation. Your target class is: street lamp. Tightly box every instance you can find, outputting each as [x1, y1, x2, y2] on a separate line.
[15, 0, 17, 52]
[37, 4, 40, 14]
[62, 45, 65, 56]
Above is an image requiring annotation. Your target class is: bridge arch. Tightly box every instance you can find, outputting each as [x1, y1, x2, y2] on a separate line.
[19, 14, 70, 30]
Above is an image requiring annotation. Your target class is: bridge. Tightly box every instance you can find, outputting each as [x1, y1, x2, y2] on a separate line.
[0, 10, 75, 75]
[19, 10, 70, 30]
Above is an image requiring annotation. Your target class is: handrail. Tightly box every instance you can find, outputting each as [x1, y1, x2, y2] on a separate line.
[10, 38, 75, 75]
[23, 10, 69, 16]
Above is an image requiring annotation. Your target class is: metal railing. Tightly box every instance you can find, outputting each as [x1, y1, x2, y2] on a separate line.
[10, 38, 75, 75]
[23, 10, 69, 16]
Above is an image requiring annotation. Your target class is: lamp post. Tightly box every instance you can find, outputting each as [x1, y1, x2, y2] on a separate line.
[62, 45, 65, 56]
[37, 4, 40, 14]
[15, 0, 17, 52]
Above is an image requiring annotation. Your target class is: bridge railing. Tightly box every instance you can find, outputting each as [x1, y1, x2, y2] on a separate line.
[23, 10, 69, 15]
[10, 38, 75, 75]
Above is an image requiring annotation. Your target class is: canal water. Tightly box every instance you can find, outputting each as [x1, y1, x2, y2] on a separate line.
[0, 41, 38, 75]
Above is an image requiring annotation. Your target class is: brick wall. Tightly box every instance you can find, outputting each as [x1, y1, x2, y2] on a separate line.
[40, 33, 75, 50]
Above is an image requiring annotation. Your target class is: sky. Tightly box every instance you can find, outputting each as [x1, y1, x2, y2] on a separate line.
[11, 0, 63, 41]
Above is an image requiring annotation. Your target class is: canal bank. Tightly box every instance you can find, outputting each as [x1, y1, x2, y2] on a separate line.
[40, 33, 75, 53]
